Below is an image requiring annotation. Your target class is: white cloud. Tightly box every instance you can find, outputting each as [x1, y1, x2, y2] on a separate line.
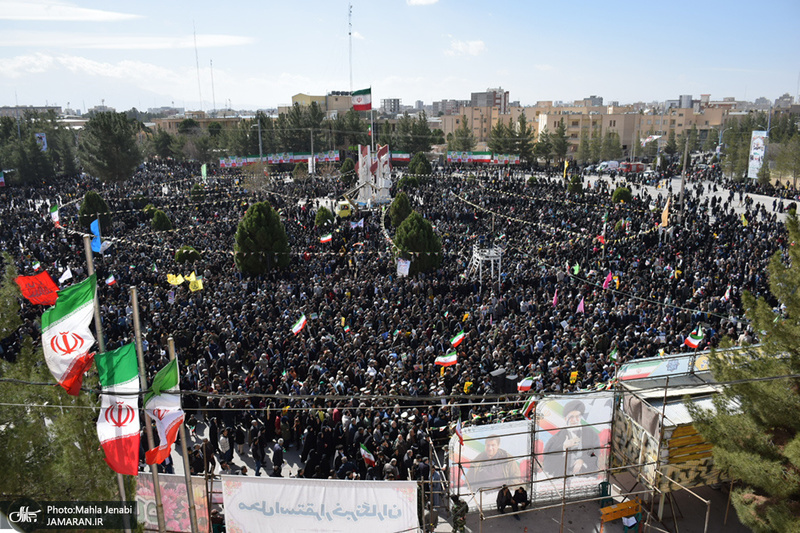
[0, 52, 55, 78]
[407, 0, 439, 5]
[445, 39, 486, 57]
[0, 0, 140, 21]
[352, 31, 365, 40]
[0, 31, 254, 50]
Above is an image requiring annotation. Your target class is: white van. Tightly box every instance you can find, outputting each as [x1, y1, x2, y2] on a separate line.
[597, 161, 620, 172]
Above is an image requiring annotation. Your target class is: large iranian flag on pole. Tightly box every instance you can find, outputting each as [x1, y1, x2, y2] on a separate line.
[352, 88, 372, 111]
[41, 274, 97, 395]
[96, 343, 140, 476]
[144, 359, 184, 465]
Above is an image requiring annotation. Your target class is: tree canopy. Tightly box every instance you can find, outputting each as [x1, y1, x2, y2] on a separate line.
[688, 215, 800, 532]
[234, 202, 291, 274]
[78, 112, 142, 182]
[394, 211, 442, 275]
[78, 190, 111, 231]
[390, 192, 412, 227]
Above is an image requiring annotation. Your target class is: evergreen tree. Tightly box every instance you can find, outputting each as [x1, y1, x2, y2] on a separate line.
[390, 192, 412, 227]
[611, 186, 632, 203]
[234, 202, 291, 274]
[601, 130, 623, 161]
[576, 128, 591, 165]
[448, 116, 475, 152]
[190, 183, 206, 203]
[488, 121, 511, 155]
[409, 153, 431, 177]
[315, 206, 335, 227]
[0, 256, 131, 501]
[78, 190, 112, 231]
[590, 126, 603, 163]
[688, 215, 800, 533]
[410, 112, 433, 154]
[339, 158, 356, 187]
[152, 129, 175, 159]
[151, 209, 172, 231]
[515, 113, 535, 163]
[533, 127, 553, 167]
[664, 129, 678, 157]
[776, 135, 800, 188]
[550, 120, 570, 163]
[394, 211, 442, 275]
[175, 245, 201, 263]
[78, 112, 142, 182]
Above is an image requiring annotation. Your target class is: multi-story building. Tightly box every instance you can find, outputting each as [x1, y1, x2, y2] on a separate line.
[774, 93, 795, 109]
[432, 99, 470, 116]
[152, 111, 241, 134]
[381, 98, 401, 114]
[471, 88, 510, 114]
[0, 105, 62, 118]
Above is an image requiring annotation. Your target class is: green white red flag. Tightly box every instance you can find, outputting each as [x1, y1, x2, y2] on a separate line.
[450, 330, 465, 347]
[144, 359, 184, 465]
[684, 326, 704, 349]
[292, 314, 307, 335]
[360, 443, 376, 466]
[522, 396, 537, 420]
[352, 88, 372, 111]
[41, 274, 97, 395]
[96, 343, 140, 476]
[435, 350, 458, 366]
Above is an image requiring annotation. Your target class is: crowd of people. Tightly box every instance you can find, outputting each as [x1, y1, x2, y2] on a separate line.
[0, 158, 788, 493]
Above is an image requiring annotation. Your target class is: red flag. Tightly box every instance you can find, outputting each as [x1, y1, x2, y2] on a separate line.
[15, 271, 60, 306]
[597, 235, 606, 244]
[603, 272, 613, 289]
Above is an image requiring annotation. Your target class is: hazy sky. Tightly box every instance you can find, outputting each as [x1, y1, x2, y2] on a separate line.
[1, 0, 798, 113]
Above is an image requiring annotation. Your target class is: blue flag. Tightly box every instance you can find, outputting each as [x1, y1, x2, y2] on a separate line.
[90, 219, 101, 237]
[91, 236, 103, 253]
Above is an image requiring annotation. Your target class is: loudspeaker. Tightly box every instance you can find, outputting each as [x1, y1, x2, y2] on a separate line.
[490, 368, 506, 392]
[505, 373, 519, 394]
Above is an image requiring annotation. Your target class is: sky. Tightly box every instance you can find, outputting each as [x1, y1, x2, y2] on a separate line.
[0, 0, 798, 113]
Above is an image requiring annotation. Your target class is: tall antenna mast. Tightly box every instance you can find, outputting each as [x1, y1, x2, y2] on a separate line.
[193, 21, 204, 111]
[348, 3, 353, 92]
[210, 59, 217, 116]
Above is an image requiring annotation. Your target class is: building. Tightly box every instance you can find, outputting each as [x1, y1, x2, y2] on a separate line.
[152, 111, 241, 134]
[432, 99, 469, 116]
[415, 100, 424, 110]
[0, 105, 62, 118]
[381, 99, 401, 114]
[774, 93, 795, 109]
[325, 91, 352, 118]
[471, 88, 510, 114]
[679, 94, 693, 109]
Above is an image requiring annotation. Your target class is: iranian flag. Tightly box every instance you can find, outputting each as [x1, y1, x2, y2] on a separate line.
[450, 330, 466, 347]
[292, 314, 307, 335]
[320, 233, 333, 243]
[517, 376, 534, 392]
[684, 326, 704, 349]
[454, 417, 464, 445]
[360, 443, 376, 467]
[96, 343, 140, 476]
[50, 205, 60, 227]
[144, 359, 184, 465]
[41, 274, 97, 395]
[522, 396, 537, 420]
[435, 350, 458, 366]
[352, 88, 372, 111]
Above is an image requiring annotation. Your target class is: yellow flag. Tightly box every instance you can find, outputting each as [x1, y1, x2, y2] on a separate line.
[167, 274, 185, 286]
[569, 371, 578, 384]
[741, 213, 748, 227]
[189, 278, 203, 292]
[186, 271, 196, 283]
[661, 197, 670, 227]
[563, 160, 569, 180]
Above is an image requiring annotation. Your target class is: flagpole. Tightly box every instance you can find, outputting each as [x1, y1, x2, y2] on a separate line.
[131, 286, 167, 533]
[168, 336, 200, 533]
[83, 234, 131, 533]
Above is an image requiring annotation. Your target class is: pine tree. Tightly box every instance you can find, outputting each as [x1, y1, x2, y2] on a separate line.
[515, 113, 535, 163]
[78, 190, 112, 231]
[390, 192, 412, 227]
[0, 255, 130, 501]
[394, 211, 442, 275]
[78, 111, 142, 182]
[234, 202, 291, 274]
[687, 215, 800, 533]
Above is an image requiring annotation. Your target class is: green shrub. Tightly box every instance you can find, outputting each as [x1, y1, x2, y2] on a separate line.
[175, 245, 201, 263]
[611, 187, 632, 203]
[315, 206, 335, 227]
[151, 209, 173, 231]
[190, 183, 206, 202]
[143, 203, 157, 218]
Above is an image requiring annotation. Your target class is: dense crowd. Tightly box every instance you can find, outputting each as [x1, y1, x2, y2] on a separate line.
[0, 158, 787, 485]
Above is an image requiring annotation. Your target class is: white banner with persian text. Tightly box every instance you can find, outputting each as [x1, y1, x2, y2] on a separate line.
[221, 476, 418, 533]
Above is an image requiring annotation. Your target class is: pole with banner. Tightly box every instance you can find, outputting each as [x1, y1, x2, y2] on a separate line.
[131, 286, 167, 533]
[168, 336, 200, 533]
[83, 234, 132, 533]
